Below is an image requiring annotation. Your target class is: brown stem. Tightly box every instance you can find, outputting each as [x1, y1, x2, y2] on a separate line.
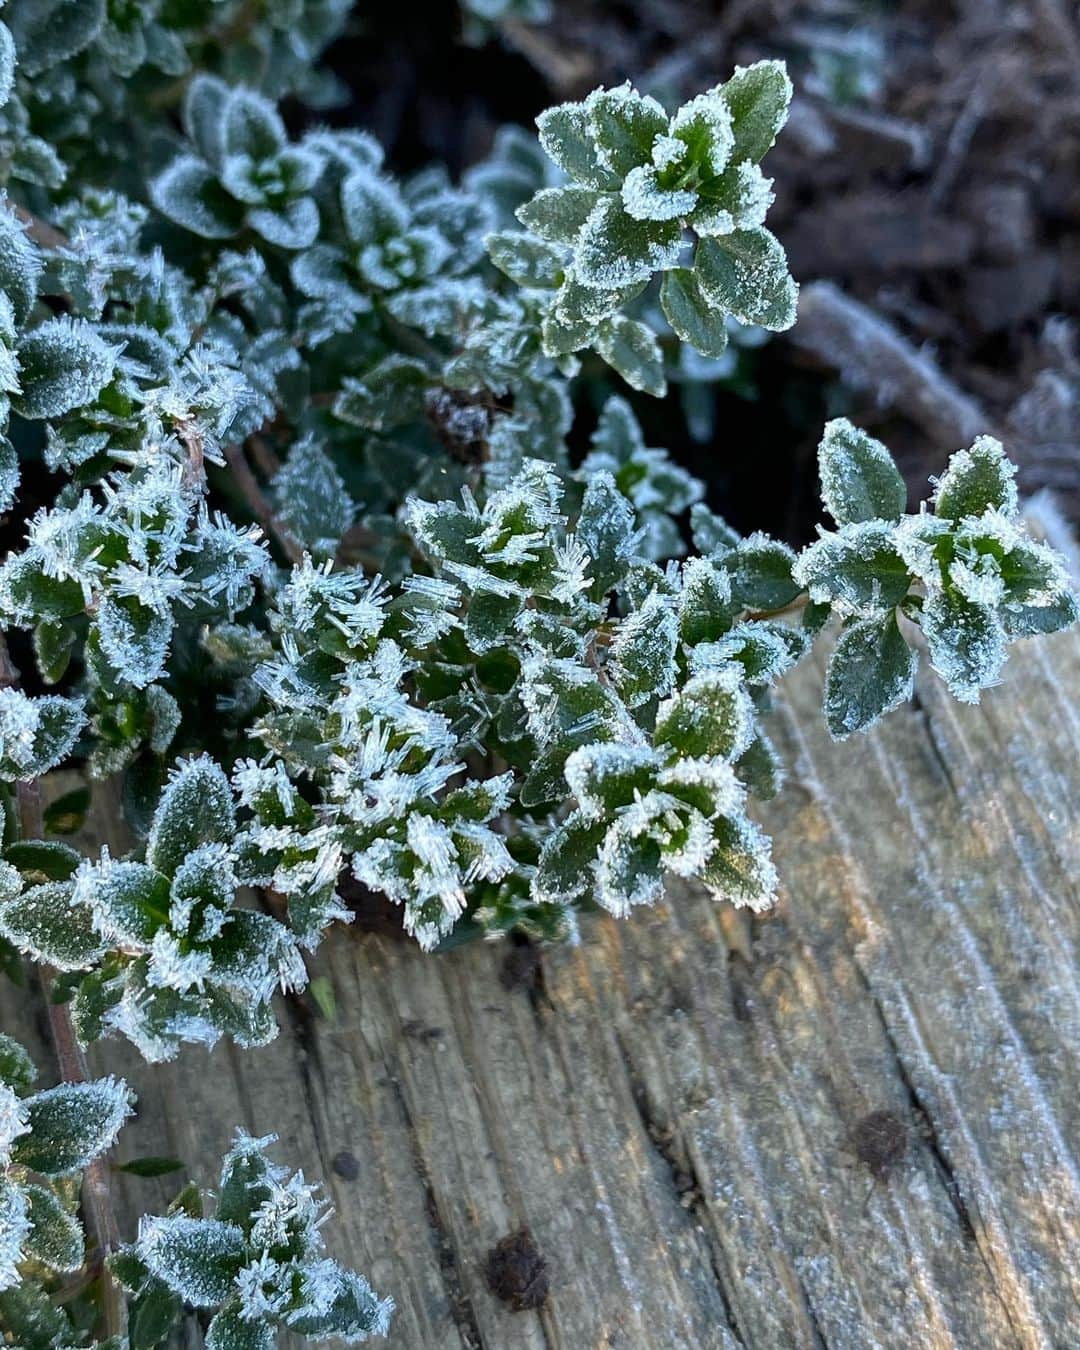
[12, 204, 68, 251]
[223, 441, 304, 565]
[0, 633, 127, 1338]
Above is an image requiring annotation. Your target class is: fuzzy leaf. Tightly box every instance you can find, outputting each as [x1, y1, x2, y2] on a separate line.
[594, 316, 665, 396]
[660, 268, 729, 359]
[824, 612, 917, 739]
[701, 815, 777, 910]
[12, 318, 116, 420]
[14, 1078, 133, 1175]
[22, 1184, 84, 1272]
[146, 756, 236, 878]
[694, 228, 796, 331]
[150, 157, 240, 239]
[818, 418, 906, 525]
[932, 436, 1018, 521]
[720, 61, 793, 164]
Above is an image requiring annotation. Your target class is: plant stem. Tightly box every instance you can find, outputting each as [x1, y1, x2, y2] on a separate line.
[224, 441, 304, 565]
[0, 633, 127, 1339]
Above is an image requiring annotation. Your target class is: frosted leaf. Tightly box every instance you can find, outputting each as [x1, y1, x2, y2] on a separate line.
[575, 196, 683, 289]
[595, 814, 664, 917]
[824, 612, 917, 739]
[594, 315, 666, 397]
[273, 438, 355, 561]
[818, 418, 906, 525]
[654, 666, 754, 763]
[14, 1077, 133, 1175]
[621, 166, 696, 223]
[691, 620, 801, 686]
[7, 0, 105, 76]
[660, 268, 730, 360]
[0, 1084, 30, 1166]
[670, 88, 735, 178]
[678, 556, 735, 646]
[517, 186, 600, 244]
[564, 743, 659, 819]
[921, 588, 1006, 704]
[720, 61, 793, 164]
[0, 200, 43, 326]
[95, 593, 174, 688]
[12, 316, 118, 420]
[0, 688, 85, 778]
[609, 591, 678, 707]
[486, 230, 564, 289]
[148, 755, 236, 877]
[22, 1182, 84, 1273]
[151, 156, 240, 239]
[794, 521, 911, 616]
[206, 1301, 275, 1350]
[730, 533, 800, 611]
[535, 101, 613, 189]
[694, 228, 796, 332]
[0, 1179, 29, 1291]
[138, 1215, 247, 1306]
[701, 815, 777, 911]
[585, 84, 668, 178]
[0, 1035, 35, 1093]
[932, 435, 1018, 522]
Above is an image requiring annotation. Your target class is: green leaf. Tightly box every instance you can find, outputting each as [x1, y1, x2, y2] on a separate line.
[818, 418, 906, 525]
[0, 205, 43, 327]
[0, 1032, 36, 1091]
[486, 231, 564, 289]
[824, 612, 917, 739]
[921, 588, 1006, 705]
[115, 1156, 185, 1178]
[576, 196, 682, 288]
[609, 592, 678, 707]
[22, 1183, 84, 1272]
[42, 785, 90, 836]
[0, 1279, 71, 1348]
[147, 756, 235, 877]
[594, 316, 665, 397]
[535, 813, 606, 902]
[333, 356, 430, 432]
[138, 1216, 246, 1306]
[516, 186, 600, 244]
[535, 102, 612, 188]
[577, 472, 639, 594]
[731, 535, 800, 611]
[14, 1077, 133, 1174]
[33, 619, 77, 686]
[595, 817, 664, 915]
[586, 85, 668, 176]
[0, 881, 104, 971]
[660, 268, 729, 359]
[932, 435, 1018, 521]
[12, 317, 117, 420]
[736, 731, 784, 800]
[694, 228, 797, 331]
[654, 668, 753, 761]
[7, 0, 106, 77]
[679, 556, 735, 645]
[794, 522, 912, 615]
[701, 815, 777, 910]
[4, 839, 80, 881]
[720, 60, 793, 164]
[150, 156, 241, 239]
[206, 1302, 275, 1350]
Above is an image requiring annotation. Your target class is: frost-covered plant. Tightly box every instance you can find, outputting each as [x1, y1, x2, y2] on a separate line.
[0, 1032, 131, 1296]
[0, 2, 1075, 1340]
[113, 1131, 393, 1348]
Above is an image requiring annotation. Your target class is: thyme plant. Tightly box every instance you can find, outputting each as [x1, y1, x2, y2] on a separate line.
[0, 0, 1075, 1343]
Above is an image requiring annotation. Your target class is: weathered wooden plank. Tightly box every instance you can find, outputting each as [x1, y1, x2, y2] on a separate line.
[2, 605, 1076, 1349]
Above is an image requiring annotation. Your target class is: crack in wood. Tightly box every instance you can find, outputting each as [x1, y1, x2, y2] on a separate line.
[384, 1069, 487, 1350]
[612, 1029, 748, 1348]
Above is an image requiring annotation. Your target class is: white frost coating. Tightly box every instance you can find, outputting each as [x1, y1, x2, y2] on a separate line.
[0, 1179, 29, 1291]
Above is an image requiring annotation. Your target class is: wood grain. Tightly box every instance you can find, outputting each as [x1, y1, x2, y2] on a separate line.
[3, 607, 1077, 1349]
